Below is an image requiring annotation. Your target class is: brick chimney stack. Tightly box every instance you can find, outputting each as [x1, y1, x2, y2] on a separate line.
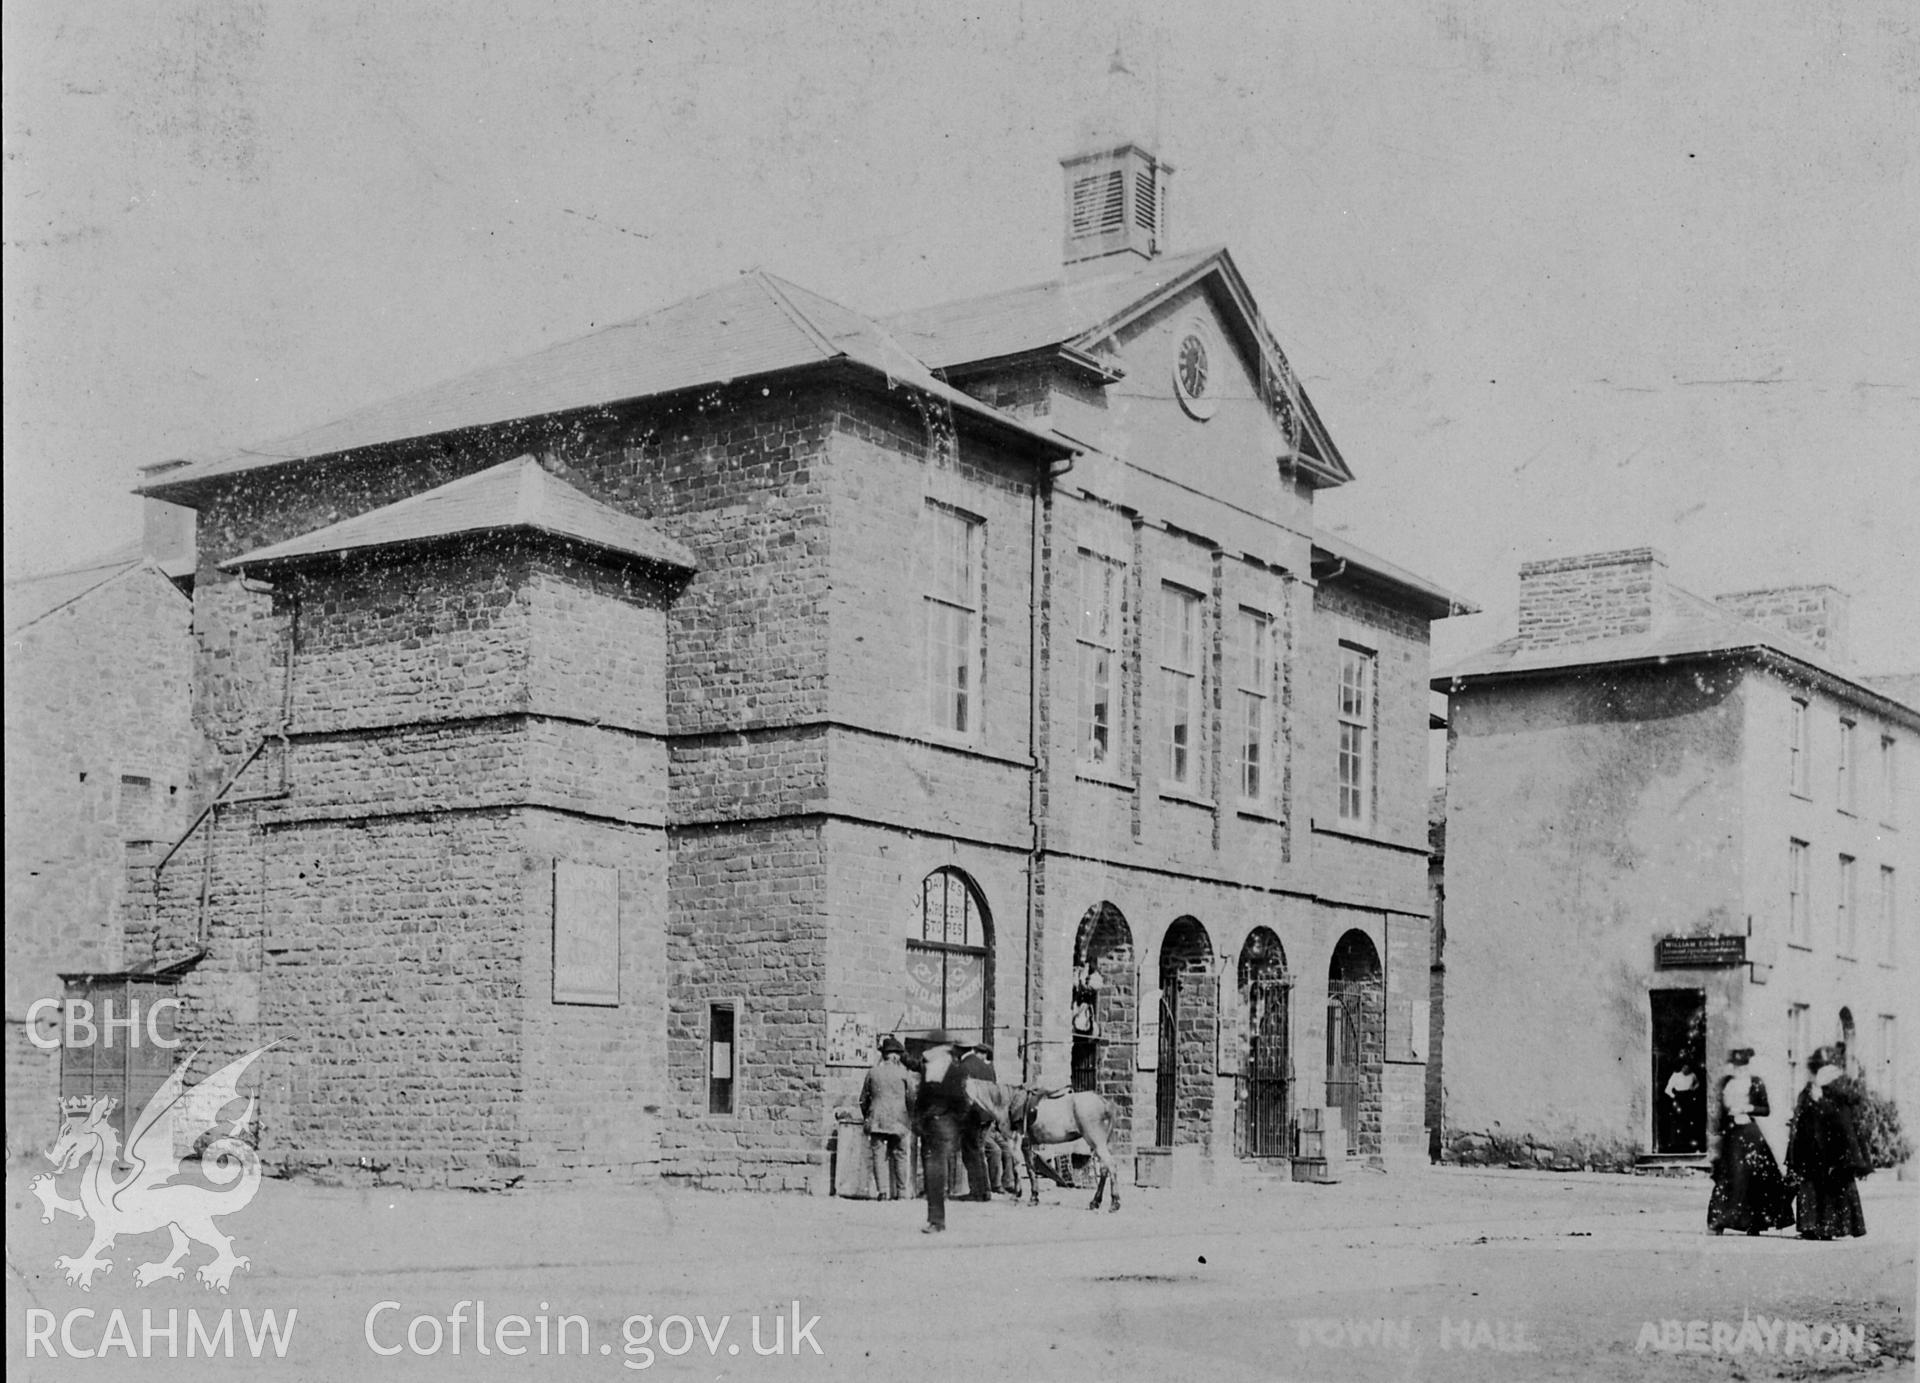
[1514, 547, 1670, 651]
[1713, 585, 1851, 663]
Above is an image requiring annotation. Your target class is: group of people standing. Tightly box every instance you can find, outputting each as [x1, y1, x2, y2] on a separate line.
[1706, 1042, 1872, 1240]
[859, 1031, 1021, 1234]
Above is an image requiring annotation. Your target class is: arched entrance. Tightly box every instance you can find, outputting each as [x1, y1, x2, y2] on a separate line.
[905, 868, 993, 1044]
[1155, 917, 1215, 1150]
[1236, 928, 1291, 1158]
[1070, 904, 1137, 1154]
[1326, 929, 1383, 1159]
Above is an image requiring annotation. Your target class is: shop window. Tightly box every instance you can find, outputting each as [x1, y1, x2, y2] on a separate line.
[904, 869, 992, 1038]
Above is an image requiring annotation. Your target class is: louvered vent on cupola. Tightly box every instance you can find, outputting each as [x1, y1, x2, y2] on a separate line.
[1061, 143, 1169, 270]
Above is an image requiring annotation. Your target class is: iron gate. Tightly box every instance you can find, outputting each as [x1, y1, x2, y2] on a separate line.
[1154, 981, 1178, 1146]
[1326, 985, 1363, 1157]
[1240, 974, 1292, 1157]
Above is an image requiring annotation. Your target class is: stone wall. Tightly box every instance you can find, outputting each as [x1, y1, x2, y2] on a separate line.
[4, 561, 193, 1156]
[133, 531, 674, 1185]
[137, 340, 1455, 1188]
[664, 819, 827, 1192]
[1714, 584, 1851, 661]
[1514, 547, 1669, 650]
[1158, 920, 1217, 1151]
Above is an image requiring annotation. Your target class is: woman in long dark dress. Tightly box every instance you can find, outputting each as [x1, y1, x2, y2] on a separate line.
[1785, 1046, 1870, 1240]
[1706, 1046, 1794, 1234]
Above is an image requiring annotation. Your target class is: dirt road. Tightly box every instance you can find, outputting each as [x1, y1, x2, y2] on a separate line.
[7, 1164, 1913, 1380]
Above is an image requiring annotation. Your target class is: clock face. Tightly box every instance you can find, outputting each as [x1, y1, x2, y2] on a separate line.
[1173, 325, 1219, 419]
[1177, 334, 1209, 399]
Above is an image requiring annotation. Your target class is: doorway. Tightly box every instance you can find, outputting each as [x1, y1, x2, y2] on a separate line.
[1153, 917, 1215, 1149]
[1070, 903, 1137, 1154]
[1325, 930, 1383, 1159]
[1236, 928, 1291, 1158]
[1649, 988, 1706, 1154]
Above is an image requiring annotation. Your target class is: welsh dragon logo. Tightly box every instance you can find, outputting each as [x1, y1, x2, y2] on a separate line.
[32, 1045, 273, 1293]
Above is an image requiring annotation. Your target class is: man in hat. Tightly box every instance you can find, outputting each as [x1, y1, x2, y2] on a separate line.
[860, 1035, 915, 1200]
[911, 1030, 988, 1233]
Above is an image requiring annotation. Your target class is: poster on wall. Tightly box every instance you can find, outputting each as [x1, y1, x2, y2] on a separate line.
[1137, 989, 1159, 1071]
[552, 861, 620, 1006]
[827, 1011, 876, 1067]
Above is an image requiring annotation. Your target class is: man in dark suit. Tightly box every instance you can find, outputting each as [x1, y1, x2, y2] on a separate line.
[912, 1030, 989, 1233]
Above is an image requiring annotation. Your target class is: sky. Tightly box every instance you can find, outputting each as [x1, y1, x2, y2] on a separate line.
[5, 0, 1918, 675]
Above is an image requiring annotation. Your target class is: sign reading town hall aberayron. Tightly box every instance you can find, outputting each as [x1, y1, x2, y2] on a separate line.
[1653, 935, 1747, 970]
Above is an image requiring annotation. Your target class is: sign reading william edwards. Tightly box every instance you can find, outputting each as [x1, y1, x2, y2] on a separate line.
[1653, 935, 1746, 969]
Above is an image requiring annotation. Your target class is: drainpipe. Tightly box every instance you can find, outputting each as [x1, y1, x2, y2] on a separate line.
[1023, 448, 1074, 1085]
[1024, 473, 1044, 1086]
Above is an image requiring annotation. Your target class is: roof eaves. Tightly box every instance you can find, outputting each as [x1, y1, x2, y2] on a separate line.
[1312, 535, 1476, 620]
[938, 344, 1127, 386]
[221, 522, 696, 580]
[1065, 245, 1228, 354]
[1433, 639, 1920, 728]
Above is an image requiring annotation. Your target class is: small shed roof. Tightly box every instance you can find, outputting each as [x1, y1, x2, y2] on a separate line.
[220, 456, 696, 576]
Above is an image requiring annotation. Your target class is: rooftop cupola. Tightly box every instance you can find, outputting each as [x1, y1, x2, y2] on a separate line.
[1061, 143, 1170, 271]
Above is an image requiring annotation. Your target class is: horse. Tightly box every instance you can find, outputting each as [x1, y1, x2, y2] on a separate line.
[1003, 1086, 1123, 1212]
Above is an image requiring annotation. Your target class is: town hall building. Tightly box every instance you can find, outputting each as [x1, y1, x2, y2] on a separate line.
[120, 141, 1469, 1189]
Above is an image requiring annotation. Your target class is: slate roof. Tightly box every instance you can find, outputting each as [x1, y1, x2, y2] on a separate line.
[3, 550, 183, 636]
[147, 272, 1070, 497]
[1311, 529, 1477, 620]
[1436, 584, 1920, 721]
[220, 456, 696, 575]
[882, 245, 1223, 369]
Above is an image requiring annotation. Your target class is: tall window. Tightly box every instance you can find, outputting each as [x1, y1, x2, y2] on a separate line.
[1160, 585, 1202, 786]
[1837, 719, 1856, 812]
[1787, 1003, 1812, 1088]
[1788, 698, 1810, 795]
[905, 869, 992, 1036]
[1837, 854, 1857, 957]
[1236, 609, 1272, 804]
[1787, 839, 1810, 946]
[1876, 1015, 1898, 1095]
[925, 505, 980, 736]
[1884, 735, 1899, 826]
[1883, 866, 1899, 966]
[707, 1003, 737, 1115]
[1076, 553, 1126, 767]
[1337, 645, 1375, 825]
